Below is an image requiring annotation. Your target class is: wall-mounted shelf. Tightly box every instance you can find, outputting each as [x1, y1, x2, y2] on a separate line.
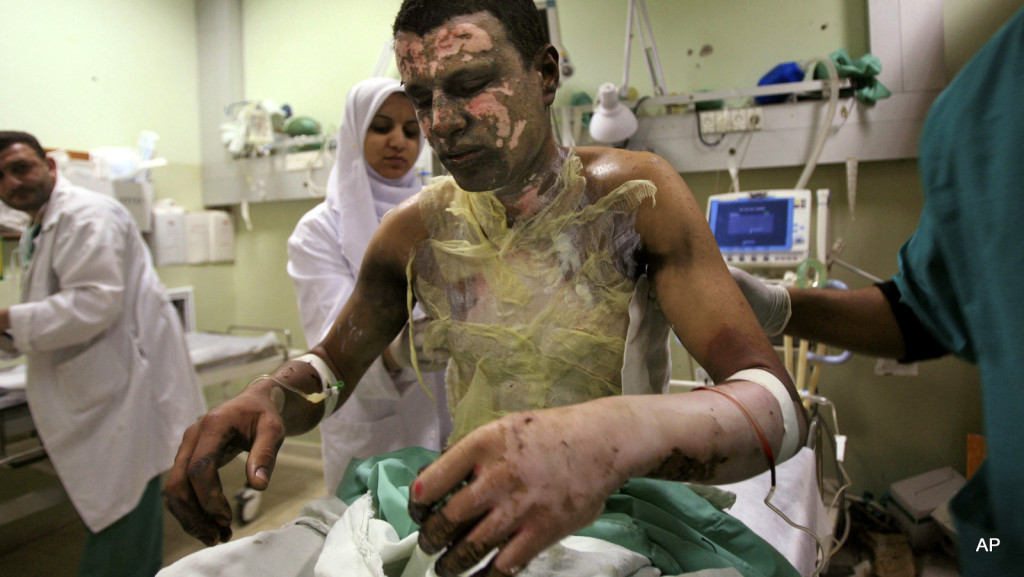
[560, 0, 945, 175]
[196, 0, 944, 203]
[202, 146, 330, 207]
[557, 86, 939, 175]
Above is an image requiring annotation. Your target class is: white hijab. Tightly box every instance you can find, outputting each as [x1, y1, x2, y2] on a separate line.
[327, 77, 425, 269]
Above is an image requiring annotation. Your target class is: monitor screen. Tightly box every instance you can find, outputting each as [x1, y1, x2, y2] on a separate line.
[709, 197, 793, 251]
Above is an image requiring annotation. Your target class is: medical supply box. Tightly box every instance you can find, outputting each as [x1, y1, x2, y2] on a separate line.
[886, 467, 965, 550]
[149, 201, 188, 267]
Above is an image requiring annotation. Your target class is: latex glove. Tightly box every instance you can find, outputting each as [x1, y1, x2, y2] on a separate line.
[729, 266, 792, 337]
[387, 318, 449, 373]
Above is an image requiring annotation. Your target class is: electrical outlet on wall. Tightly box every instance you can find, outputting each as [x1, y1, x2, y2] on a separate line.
[730, 108, 749, 131]
[698, 107, 764, 134]
[747, 107, 764, 130]
[714, 110, 732, 134]
[699, 110, 717, 134]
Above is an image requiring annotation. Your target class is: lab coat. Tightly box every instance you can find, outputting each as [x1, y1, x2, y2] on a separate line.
[7, 178, 205, 532]
[288, 203, 451, 495]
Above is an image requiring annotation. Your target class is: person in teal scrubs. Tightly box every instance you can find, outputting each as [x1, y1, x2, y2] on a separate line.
[733, 8, 1024, 573]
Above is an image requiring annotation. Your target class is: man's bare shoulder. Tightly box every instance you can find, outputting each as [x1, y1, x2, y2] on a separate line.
[574, 146, 682, 196]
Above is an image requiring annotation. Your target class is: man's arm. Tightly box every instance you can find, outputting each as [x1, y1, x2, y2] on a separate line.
[163, 201, 425, 546]
[7, 207, 127, 352]
[629, 149, 807, 475]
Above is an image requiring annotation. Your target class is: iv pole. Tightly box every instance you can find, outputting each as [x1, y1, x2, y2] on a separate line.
[621, 0, 668, 98]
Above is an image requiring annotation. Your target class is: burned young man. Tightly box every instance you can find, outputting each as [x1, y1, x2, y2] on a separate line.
[163, 2, 807, 576]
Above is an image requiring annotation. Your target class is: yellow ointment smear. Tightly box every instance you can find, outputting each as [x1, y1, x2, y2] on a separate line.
[250, 374, 342, 404]
[304, 391, 328, 403]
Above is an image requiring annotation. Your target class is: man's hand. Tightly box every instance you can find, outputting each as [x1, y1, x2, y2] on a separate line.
[387, 317, 450, 372]
[729, 266, 792, 337]
[163, 383, 286, 546]
[408, 399, 647, 577]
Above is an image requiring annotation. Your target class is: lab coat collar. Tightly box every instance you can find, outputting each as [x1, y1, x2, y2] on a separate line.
[38, 176, 74, 231]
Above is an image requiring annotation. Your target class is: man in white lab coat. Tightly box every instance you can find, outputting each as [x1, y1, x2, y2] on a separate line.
[0, 131, 206, 577]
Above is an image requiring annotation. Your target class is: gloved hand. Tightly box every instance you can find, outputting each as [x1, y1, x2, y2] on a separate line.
[387, 317, 450, 372]
[729, 266, 792, 337]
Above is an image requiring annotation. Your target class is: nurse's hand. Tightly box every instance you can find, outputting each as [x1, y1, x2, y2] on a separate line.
[163, 382, 285, 546]
[408, 398, 648, 577]
[729, 266, 792, 337]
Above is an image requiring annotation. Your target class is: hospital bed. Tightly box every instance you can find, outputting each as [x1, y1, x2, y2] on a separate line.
[0, 325, 296, 529]
[188, 325, 296, 392]
[153, 433, 842, 577]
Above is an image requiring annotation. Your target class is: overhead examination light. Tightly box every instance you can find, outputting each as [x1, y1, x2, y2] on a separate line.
[589, 83, 638, 143]
[588, 0, 667, 144]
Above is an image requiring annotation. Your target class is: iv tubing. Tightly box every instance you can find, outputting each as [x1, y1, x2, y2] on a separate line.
[696, 385, 829, 576]
[831, 257, 884, 284]
[795, 57, 839, 190]
[249, 374, 325, 404]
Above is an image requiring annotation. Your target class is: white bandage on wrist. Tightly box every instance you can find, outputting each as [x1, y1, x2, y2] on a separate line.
[725, 368, 800, 461]
[295, 353, 342, 419]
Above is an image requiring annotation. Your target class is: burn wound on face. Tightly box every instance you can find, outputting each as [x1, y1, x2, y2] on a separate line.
[433, 22, 494, 60]
[509, 120, 526, 150]
[396, 38, 429, 77]
[397, 20, 494, 82]
[467, 94, 512, 143]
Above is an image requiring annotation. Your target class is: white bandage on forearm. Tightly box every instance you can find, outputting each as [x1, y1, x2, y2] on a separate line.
[295, 353, 342, 419]
[725, 369, 800, 461]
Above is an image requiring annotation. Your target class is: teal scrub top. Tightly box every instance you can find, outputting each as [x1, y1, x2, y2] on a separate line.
[892, 7, 1024, 573]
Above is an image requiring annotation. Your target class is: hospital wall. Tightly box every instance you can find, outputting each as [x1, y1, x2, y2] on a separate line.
[0, 0, 1018, 500]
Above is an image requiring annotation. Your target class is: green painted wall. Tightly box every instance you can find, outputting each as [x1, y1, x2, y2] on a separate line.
[0, 0, 202, 163]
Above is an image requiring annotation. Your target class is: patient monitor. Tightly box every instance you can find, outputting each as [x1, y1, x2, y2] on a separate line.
[706, 189, 813, 269]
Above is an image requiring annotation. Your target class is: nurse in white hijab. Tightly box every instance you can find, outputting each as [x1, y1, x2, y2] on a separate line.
[287, 77, 452, 494]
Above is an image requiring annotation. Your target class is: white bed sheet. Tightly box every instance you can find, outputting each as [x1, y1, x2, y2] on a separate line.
[186, 331, 282, 370]
[717, 446, 831, 577]
[0, 332, 283, 392]
[0, 365, 26, 391]
[159, 449, 831, 577]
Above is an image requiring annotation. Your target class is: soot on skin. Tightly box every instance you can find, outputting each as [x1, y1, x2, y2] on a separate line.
[649, 447, 728, 483]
